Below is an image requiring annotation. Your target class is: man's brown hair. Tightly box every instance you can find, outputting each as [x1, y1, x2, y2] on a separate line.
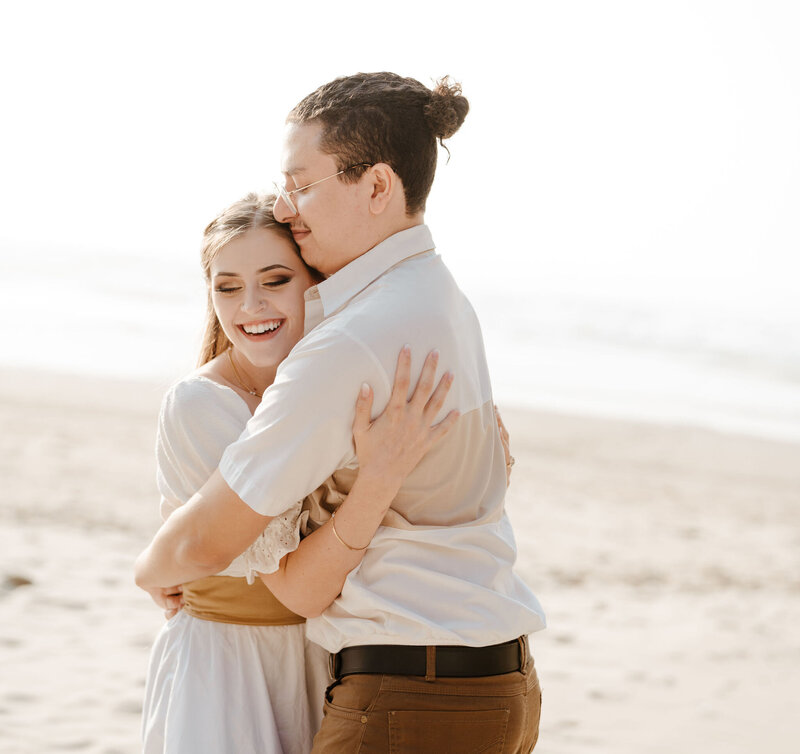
[288, 72, 469, 215]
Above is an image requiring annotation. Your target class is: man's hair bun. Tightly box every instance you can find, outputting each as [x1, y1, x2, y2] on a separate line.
[424, 77, 469, 140]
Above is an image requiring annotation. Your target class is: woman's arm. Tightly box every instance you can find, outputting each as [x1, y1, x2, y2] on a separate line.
[134, 347, 456, 599]
[134, 469, 271, 589]
[260, 347, 457, 617]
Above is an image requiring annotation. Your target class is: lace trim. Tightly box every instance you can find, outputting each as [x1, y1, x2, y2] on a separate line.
[220, 502, 305, 584]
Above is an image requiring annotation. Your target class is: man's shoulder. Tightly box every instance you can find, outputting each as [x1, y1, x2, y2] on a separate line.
[275, 316, 389, 396]
[342, 253, 462, 326]
[285, 252, 471, 384]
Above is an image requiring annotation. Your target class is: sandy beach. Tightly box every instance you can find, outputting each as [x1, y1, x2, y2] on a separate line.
[1, 366, 798, 753]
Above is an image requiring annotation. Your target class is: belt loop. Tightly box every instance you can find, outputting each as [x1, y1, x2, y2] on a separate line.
[517, 635, 528, 668]
[425, 646, 436, 682]
[328, 652, 341, 681]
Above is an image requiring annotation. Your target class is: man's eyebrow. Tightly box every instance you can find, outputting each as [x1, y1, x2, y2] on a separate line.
[214, 264, 294, 277]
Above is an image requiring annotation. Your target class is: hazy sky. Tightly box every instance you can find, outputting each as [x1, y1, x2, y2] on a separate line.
[2, 0, 798, 314]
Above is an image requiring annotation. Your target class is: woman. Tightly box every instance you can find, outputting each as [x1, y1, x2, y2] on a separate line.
[138, 193, 459, 753]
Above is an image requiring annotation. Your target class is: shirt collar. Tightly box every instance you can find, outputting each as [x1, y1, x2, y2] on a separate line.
[313, 224, 435, 319]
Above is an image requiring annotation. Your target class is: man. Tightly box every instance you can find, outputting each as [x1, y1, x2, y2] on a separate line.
[137, 72, 545, 752]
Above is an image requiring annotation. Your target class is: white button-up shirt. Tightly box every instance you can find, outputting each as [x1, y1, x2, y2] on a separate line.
[220, 224, 546, 652]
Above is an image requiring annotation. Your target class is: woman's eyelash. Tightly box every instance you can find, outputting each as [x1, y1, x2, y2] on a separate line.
[214, 278, 291, 293]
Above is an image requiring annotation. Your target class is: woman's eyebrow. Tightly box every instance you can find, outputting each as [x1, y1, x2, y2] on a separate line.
[214, 264, 293, 277]
[258, 264, 293, 273]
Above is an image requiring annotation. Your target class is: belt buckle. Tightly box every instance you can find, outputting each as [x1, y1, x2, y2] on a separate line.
[328, 651, 341, 680]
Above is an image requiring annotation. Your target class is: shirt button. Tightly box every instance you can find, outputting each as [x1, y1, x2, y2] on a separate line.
[360, 715, 368, 724]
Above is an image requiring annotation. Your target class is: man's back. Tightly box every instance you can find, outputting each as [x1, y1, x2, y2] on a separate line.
[296, 227, 546, 651]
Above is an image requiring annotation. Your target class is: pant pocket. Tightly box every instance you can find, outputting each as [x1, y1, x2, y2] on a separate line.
[521, 676, 542, 752]
[388, 708, 510, 754]
[312, 699, 369, 753]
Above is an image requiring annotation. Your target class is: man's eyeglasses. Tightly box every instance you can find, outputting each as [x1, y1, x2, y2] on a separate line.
[273, 163, 373, 216]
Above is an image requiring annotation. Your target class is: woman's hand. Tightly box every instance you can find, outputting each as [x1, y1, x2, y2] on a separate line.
[494, 404, 514, 486]
[352, 346, 459, 492]
[143, 584, 184, 620]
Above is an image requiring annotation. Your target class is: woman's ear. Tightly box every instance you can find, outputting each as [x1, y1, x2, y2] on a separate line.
[366, 163, 396, 216]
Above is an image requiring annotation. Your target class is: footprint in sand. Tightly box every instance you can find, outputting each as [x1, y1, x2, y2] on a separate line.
[114, 698, 142, 715]
[4, 692, 37, 704]
[37, 596, 88, 611]
[1, 574, 33, 592]
[553, 632, 576, 644]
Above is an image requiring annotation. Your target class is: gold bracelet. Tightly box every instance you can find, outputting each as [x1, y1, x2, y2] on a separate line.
[330, 510, 369, 552]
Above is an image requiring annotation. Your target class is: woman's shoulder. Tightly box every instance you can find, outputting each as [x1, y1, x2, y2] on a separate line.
[155, 367, 251, 514]
[162, 373, 227, 408]
[159, 367, 249, 430]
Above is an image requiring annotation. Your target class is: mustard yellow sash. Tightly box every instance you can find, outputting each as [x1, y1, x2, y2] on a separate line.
[182, 575, 304, 626]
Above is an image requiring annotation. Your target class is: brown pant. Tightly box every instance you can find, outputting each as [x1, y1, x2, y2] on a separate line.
[311, 655, 541, 753]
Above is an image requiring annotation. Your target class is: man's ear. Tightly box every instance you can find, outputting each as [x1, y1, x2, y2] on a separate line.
[366, 163, 397, 215]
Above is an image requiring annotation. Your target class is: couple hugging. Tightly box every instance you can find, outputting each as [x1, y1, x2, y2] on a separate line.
[134, 71, 545, 753]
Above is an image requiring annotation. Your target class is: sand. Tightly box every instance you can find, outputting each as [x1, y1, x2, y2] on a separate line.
[1, 366, 798, 753]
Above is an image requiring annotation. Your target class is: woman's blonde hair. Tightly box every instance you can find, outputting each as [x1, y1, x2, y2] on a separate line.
[197, 193, 298, 367]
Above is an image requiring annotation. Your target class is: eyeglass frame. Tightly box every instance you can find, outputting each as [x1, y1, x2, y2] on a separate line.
[273, 162, 373, 216]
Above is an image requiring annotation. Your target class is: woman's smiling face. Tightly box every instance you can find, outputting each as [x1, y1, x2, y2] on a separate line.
[210, 227, 315, 371]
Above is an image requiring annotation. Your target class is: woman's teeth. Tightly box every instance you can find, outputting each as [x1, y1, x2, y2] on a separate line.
[242, 321, 282, 335]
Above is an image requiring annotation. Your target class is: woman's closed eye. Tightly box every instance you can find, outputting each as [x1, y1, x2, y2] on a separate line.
[214, 275, 293, 294]
[262, 277, 292, 288]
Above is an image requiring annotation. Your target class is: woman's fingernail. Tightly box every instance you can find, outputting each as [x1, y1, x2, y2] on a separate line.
[361, 383, 370, 398]
[403, 344, 411, 354]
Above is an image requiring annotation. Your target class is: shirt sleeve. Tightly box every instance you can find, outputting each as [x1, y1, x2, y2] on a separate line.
[156, 378, 247, 520]
[219, 325, 390, 516]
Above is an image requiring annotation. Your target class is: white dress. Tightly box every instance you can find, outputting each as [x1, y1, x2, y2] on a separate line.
[142, 375, 329, 754]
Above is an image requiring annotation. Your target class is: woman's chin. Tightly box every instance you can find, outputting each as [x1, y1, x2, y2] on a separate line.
[236, 345, 289, 373]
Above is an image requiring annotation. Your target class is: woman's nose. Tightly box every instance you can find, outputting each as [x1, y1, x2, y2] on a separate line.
[241, 287, 266, 314]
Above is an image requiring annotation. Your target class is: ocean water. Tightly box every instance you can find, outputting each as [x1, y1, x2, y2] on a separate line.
[3, 243, 799, 442]
[469, 288, 800, 441]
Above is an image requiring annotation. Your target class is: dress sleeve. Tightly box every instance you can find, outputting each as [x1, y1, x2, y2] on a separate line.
[155, 378, 248, 521]
[236, 501, 306, 582]
[235, 475, 348, 583]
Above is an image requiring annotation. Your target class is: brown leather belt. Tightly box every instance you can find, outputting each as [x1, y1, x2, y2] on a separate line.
[329, 636, 528, 681]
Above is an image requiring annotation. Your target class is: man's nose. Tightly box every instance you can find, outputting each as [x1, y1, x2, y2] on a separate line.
[273, 192, 296, 223]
